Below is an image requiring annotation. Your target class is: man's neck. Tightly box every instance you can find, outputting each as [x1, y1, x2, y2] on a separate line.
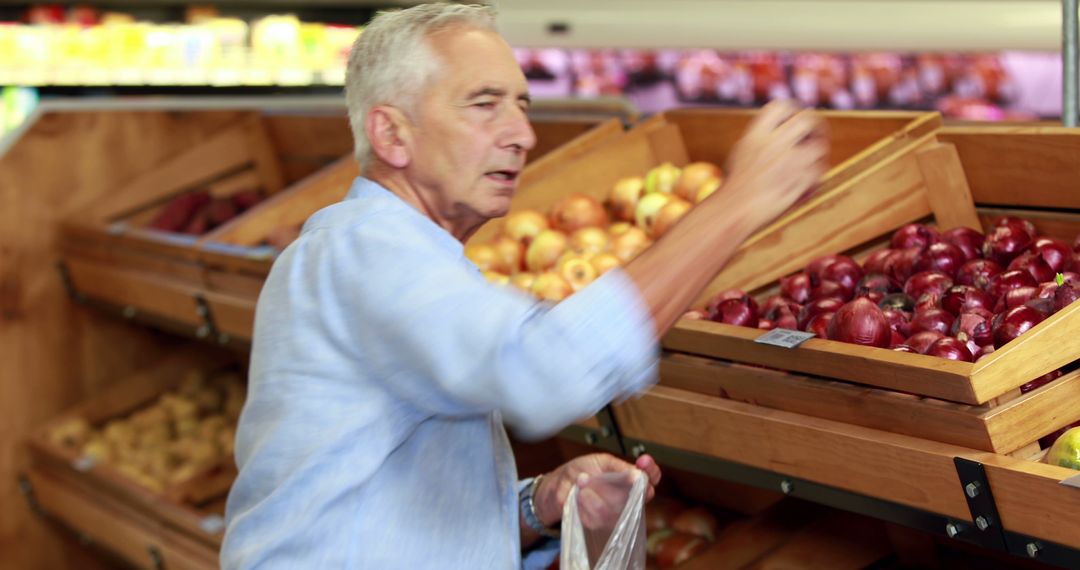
[364, 164, 483, 243]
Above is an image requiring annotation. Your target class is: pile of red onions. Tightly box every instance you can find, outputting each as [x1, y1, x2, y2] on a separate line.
[697, 217, 1080, 379]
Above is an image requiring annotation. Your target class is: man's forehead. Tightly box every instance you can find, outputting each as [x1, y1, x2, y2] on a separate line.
[428, 27, 527, 88]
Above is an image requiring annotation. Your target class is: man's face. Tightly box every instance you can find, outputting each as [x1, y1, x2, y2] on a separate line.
[406, 27, 536, 224]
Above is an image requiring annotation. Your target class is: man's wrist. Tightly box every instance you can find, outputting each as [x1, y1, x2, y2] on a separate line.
[520, 474, 560, 539]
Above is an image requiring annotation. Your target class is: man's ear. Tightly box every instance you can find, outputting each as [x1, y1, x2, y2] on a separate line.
[366, 106, 412, 169]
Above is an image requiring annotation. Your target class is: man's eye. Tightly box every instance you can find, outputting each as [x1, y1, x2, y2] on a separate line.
[473, 101, 497, 109]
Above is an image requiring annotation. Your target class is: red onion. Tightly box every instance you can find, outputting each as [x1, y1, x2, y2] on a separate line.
[827, 298, 891, 347]
[1020, 369, 1064, 394]
[904, 271, 954, 300]
[819, 257, 864, 294]
[942, 227, 985, 261]
[862, 290, 885, 304]
[951, 311, 993, 347]
[806, 312, 835, 339]
[913, 242, 966, 278]
[995, 216, 1037, 238]
[771, 306, 799, 330]
[893, 344, 918, 353]
[885, 247, 922, 285]
[997, 286, 1038, 312]
[956, 259, 1003, 291]
[761, 295, 799, 317]
[889, 330, 906, 348]
[1055, 282, 1080, 312]
[780, 273, 812, 304]
[1008, 252, 1056, 284]
[907, 331, 946, 354]
[806, 255, 842, 280]
[925, 337, 973, 362]
[975, 345, 995, 361]
[940, 285, 994, 316]
[909, 308, 955, 336]
[1064, 272, 1080, 286]
[983, 225, 1034, 266]
[891, 223, 940, 250]
[878, 292, 915, 312]
[863, 249, 896, 275]
[810, 280, 852, 302]
[710, 295, 760, 328]
[1029, 237, 1073, 273]
[758, 319, 776, 330]
[1036, 282, 1059, 299]
[991, 305, 1045, 348]
[1025, 297, 1055, 316]
[856, 273, 897, 297]
[1075, 234, 1080, 252]
[987, 269, 1038, 303]
[707, 289, 750, 317]
[798, 298, 845, 330]
[882, 308, 912, 336]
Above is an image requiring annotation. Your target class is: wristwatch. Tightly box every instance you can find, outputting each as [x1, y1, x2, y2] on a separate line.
[520, 474, 561, 539]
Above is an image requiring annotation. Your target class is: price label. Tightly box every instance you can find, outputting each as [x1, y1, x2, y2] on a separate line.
[1061, 473, 1080, 490]
[754, 328, 816, 349]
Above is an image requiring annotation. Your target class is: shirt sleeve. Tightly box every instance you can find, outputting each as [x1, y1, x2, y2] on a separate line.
[307, 215, 659, 440]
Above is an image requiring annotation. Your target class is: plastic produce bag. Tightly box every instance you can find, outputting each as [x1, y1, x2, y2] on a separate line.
[559, 469, 647, 570]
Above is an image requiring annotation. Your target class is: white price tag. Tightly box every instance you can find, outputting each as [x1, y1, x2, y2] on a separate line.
[1060, 473, 1080, 489]
[754, 328, 816, 349]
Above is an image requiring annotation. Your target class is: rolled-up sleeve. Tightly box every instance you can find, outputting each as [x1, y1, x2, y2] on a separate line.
[312, 215, 659, 440]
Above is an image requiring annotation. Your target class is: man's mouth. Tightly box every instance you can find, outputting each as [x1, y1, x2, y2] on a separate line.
[485, 170, 519, 182]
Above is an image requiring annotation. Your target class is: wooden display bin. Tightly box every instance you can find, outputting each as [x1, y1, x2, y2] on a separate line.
[469, 109, 953, 309]
[665, 126, 1080, 408]
[26, 346, 244, 564]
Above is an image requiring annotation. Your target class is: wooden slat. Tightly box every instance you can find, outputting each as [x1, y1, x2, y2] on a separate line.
[971, 299, 1080, 403]
[977, 207, 1080, 242]
[660, 354, 997, 452]
[245, 115, 286, 196]
[85, 118, 258, 223]
[938, 126, 1080, 210]
[202, 154, 358, 248]
[983, 370, 1080, 454]
[263, 114, 353, 162]
[201, 290, 257, 340]
[916, 142, 981, 231]
[614, 386, 973, 520]
[64, 257, 202, 327]
[528, 119, 607, 164]
[981, 455, 1080, 550]
[664, 319, 979, 404]
[61, 223, 208, 284]
[576, 415, 602, 430]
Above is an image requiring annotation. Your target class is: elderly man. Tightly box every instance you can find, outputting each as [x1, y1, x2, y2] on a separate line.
[222, 3, 826, 569]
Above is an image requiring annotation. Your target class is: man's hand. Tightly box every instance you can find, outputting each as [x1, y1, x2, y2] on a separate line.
[533, 453, 662, 529]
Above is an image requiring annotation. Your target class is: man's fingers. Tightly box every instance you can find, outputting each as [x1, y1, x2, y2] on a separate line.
[634, 454, 662, 486]
[746, 100, 803, 137]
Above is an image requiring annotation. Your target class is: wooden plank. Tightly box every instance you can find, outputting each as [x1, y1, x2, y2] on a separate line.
[157, 523, 220, 570]
[981, 454, 1080, 550]
[916, 142, 981, 231]
[203, 154, 358, 248]
[614, 386, 973, 520]
[676, 500, 825, 570]
[938, 126, 1080, 210]
[576, 415, 602, 430]
[201, 290, 257, 340]
[696, 132, 938, 304]
[971, 299, 1080, 403]
[661, 354, 997, 452]
[977, 207, 1080, 242]
[64, 257, 202, 327]
[61, 223, 208, 284]
[84, 117, 258, 223]
[28, 469, 166, 570]
[746, 511, 891, 570]
[245, 115, 286, 196]
[528, 118, 605, 164]
[664, 319, 979, 404]
[983, 370, 1080, 455]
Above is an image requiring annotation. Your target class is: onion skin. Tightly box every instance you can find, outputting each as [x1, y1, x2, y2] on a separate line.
[904, 271, 954, 300]
[707, 289, 749, 318]
[1008, 252, 1056, 284]
[950, 310, 994, 347]
[907, 331, 946, 354]
[991, 305, 1045, 349]
[983, 225, 1034, 266]
[799, 298, 845, 330]
[987, 270, 1038, 303]
[826, 298, 891, 348]
[925, 337, 973, 362]
[1021, 369, 1065, 394]
[1055, 282, 1080, 313]
[885, 247, 922, 285]
[908, 308, 955, 336]
[942, 227, 985, 261]
[780, 273, 813, 304]
[882, 308, 912, 336]
[940, 285, 994, 316]
[710, 296, 760, 328]
[1029, 237, 1073, 273]
[891, 223, 940, 250]
[806, 312, 836, 339]
[863, 249, 896, 275]
[879, 292, 915, 312]
[913, 242, 967, 278]
[956, 259, 1003, 291]
[995, 216, 1037, 238]
[893, 344, 918, 353]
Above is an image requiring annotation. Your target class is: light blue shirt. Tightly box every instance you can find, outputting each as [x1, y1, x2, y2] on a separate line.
[222, 177, 658, 569]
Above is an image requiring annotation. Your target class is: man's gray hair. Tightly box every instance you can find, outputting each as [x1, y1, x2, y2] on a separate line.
[345, 3, 497, 169]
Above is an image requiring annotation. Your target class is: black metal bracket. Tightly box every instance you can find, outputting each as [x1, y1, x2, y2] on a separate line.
[557, 406, 625, 455]
[17, 475, 46, 518]
[1004, 531, 1080, 568]
[953, 457, 1008, 552]
[595, 405, 626, 455]
[54, 261, 85, 304]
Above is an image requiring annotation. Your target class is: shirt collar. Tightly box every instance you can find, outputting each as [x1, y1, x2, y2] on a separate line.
[344, 176, 465, 257]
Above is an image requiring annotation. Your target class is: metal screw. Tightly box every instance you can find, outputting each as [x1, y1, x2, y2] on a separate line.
[196, 304, 209, 318]
[964, 481, 981, 498]
[600, 426, 612, 438]
[975, 515, 992, 531]
[195, 324, 210, 338]
[584, 432, 598, 445]
[780, 479, 794, 494]
[945, 522, 961, 538]
[630, 444, 647, 458]
[122, 305, 137, 319]
[1026, 542, 1041, 558]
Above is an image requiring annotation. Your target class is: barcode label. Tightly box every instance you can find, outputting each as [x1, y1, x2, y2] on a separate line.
[755, 328, 817, 349]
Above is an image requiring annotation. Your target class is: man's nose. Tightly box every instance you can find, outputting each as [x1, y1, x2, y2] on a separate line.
[504, 106, 537, 153]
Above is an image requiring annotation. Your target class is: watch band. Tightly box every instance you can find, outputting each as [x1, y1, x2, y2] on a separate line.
[520, 474, 560, 539]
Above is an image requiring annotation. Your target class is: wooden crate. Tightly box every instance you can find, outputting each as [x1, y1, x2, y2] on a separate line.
[666, 126, 1080, 406]
[469, 109, 953, 309]
[611, 383, 1080, 552]
[27, 347, 242, 550]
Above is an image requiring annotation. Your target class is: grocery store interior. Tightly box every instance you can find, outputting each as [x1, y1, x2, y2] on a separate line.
[5, 0, 1080, 568]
